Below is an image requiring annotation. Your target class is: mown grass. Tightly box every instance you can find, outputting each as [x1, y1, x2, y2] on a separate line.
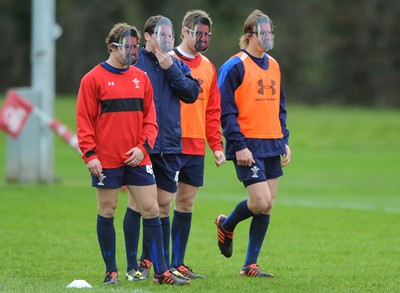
[0, 97, 399, 292]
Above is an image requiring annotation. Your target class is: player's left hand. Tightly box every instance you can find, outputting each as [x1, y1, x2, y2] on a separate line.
[214, 150, 226, 167]
[281, 144, 291, 167]
[125, 147, 144, 167]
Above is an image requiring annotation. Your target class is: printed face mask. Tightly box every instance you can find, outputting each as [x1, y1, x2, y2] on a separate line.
[113, 28, 139, 65]
[154, 17, 175, 52]
[256, 16, 274, 51]
[187, 18, 211, 53]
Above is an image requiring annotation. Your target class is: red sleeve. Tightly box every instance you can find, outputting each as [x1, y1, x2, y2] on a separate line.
[76, 72, 99, 164]
[206, 65, 224, 152]
[138, 73, 158, 155]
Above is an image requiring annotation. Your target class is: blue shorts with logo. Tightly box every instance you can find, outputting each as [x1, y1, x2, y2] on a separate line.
[178, 154, 204, 187]
[91, 165, 155, 188]
[150, 154, 181, 193]
[233, 156, 283, 187]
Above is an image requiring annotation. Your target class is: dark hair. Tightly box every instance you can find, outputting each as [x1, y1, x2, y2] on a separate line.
[143, 15, 163, 35]
[182, 9, 212, 30]
[105, 22, 140, 52]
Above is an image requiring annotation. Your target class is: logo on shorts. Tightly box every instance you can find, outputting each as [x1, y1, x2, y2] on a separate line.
[250, 166, 260, 178]
[98, 173, 106, 186]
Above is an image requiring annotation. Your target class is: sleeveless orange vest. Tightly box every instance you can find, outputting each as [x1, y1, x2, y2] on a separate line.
[234, 52, 283, 139]
[180, 55, 214, 139]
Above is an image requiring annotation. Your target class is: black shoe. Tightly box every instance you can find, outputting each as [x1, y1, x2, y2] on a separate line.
[240, 264, 274, 278]
[126, 269, 146, 281]
[169, 267, 191, 281]
[103, 271, 118, 285]
[138, 259, 152, 279]
[176, 264, 205, 279]
[215, 214, 233, 258]
[153, 270, 191, 285]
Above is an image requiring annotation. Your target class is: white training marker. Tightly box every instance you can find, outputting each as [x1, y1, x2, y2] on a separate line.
[67, 280, 92, 288]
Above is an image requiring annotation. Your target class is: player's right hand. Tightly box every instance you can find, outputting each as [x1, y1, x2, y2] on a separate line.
[236, 148, 255, 166]
[154, 48, 173, 70]
[214, 150, 226, 167]
[86, 159, 102, 178]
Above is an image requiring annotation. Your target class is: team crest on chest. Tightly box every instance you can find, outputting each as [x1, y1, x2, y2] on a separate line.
[132, 78, 140, 88]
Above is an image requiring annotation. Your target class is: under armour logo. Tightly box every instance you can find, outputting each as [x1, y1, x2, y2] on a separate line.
[132, 78, 140, 88]
[108, 81, 115, 86]
[257, 79, 276, 95]
[250, 166, 260, 178]
[198, 78, 204, 94]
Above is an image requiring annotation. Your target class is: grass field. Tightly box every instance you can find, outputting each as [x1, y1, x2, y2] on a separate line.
[0, 96, 399, 292]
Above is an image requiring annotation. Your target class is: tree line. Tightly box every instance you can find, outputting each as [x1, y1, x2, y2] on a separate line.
[1, 0, 399, 107]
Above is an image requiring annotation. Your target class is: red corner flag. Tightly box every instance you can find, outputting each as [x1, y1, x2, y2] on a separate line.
[0, 90, 33, 138]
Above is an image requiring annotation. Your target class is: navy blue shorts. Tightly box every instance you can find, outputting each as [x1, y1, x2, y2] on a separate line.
[233, 156, 283, 187]
[178, 154, 204, 187]
[91, 165, 155, 188]
[150, 154, 181, 193]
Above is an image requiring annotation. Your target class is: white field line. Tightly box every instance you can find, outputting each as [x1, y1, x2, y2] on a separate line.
[200, 193, 400, 213]
[277, 197, 400, 213]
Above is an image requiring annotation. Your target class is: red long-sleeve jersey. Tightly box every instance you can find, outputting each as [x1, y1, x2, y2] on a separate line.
[172, 49, 223, 156]
[76, 63, 158, 168]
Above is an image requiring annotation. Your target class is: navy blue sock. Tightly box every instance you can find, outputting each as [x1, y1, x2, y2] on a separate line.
[245, 214, 270, 266]
[161, 216, 171, 268]
[223, 200, 254, 232]
[97, 215, 117, 273]
[140, 216, 150, 261]
[171, 210, 192, 267]
[142, 217, 168, 275]
[123, 208, 141, 271]
[140, 236, 150, 261]
[140, 217, 170, 264]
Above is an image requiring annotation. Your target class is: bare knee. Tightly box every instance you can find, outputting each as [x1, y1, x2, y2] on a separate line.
[175, 193, 196, 213]
[175, 184, 198, 213]
[248, 197, 273, 214]
[98, 205, 117, 218]
[127, 188, 159, 218]
[97, 189, 118, 218]
[141, 203, 160, 218]
[158, 200, 172, 217]
[157, 189, 173, 217]
[246, 182, 275, 214]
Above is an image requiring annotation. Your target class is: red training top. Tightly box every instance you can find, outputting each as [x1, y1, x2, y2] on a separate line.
[76, 63, 158, 168]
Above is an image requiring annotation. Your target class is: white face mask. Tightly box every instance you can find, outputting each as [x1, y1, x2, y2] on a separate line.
[154, 17, 175, 52]
[112, 28, 139, 65]
[187, 21, 212, 53]
[256, 16, 274, 51]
